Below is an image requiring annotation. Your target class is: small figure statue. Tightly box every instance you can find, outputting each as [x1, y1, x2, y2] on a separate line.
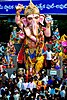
[52, 27, 60, 40]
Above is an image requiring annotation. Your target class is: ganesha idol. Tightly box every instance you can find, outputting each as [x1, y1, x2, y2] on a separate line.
[15, 1, 52, 75]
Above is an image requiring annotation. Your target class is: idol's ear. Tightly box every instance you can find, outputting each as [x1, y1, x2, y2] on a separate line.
[39, 14, 45, 25]
[21, 17, 28, 27]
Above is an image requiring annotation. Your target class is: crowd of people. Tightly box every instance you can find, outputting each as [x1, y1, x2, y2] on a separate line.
[0, 67, 67, 100]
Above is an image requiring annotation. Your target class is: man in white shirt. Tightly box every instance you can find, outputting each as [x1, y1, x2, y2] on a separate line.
[10, 71, 16, 80]
[42, 47, 53, 69]
[60, 86, 66, 100]
[42, 74, 48, 85]
[21, 79, 28, 91]
[27, 78, 36, 91]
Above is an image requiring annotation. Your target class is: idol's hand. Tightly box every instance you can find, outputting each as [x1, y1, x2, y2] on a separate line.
[16, 4, 24, 11]
[45, 15, 53, 24]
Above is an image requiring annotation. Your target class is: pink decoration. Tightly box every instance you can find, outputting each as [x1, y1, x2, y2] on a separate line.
[19, 33, 25, 39]
[62, 41, 67, 46]
[42, 27, 46, 31]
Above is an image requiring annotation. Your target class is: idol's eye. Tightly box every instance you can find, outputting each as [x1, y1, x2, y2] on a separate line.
[35, 16, 39, 19]
[27, 17, 32, 20]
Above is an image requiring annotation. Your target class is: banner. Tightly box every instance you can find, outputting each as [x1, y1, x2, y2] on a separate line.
[0, 0, 67, 15]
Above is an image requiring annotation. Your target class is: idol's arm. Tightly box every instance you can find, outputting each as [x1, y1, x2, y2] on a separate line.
[15, 4, 24, 29]
[44, 15, 52, 37]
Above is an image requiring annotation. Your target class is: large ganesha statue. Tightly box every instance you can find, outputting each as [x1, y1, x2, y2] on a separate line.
[15, 1, 52, 75]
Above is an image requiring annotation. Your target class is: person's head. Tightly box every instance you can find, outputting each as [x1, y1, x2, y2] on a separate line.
[48, 76, 51, 79]
[61, 86, 65, 90]
[13, 71, 16, 75]
[47, 47, 50, 51]
[41, 86, 44, 92]
[42, 81, 44, 85]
